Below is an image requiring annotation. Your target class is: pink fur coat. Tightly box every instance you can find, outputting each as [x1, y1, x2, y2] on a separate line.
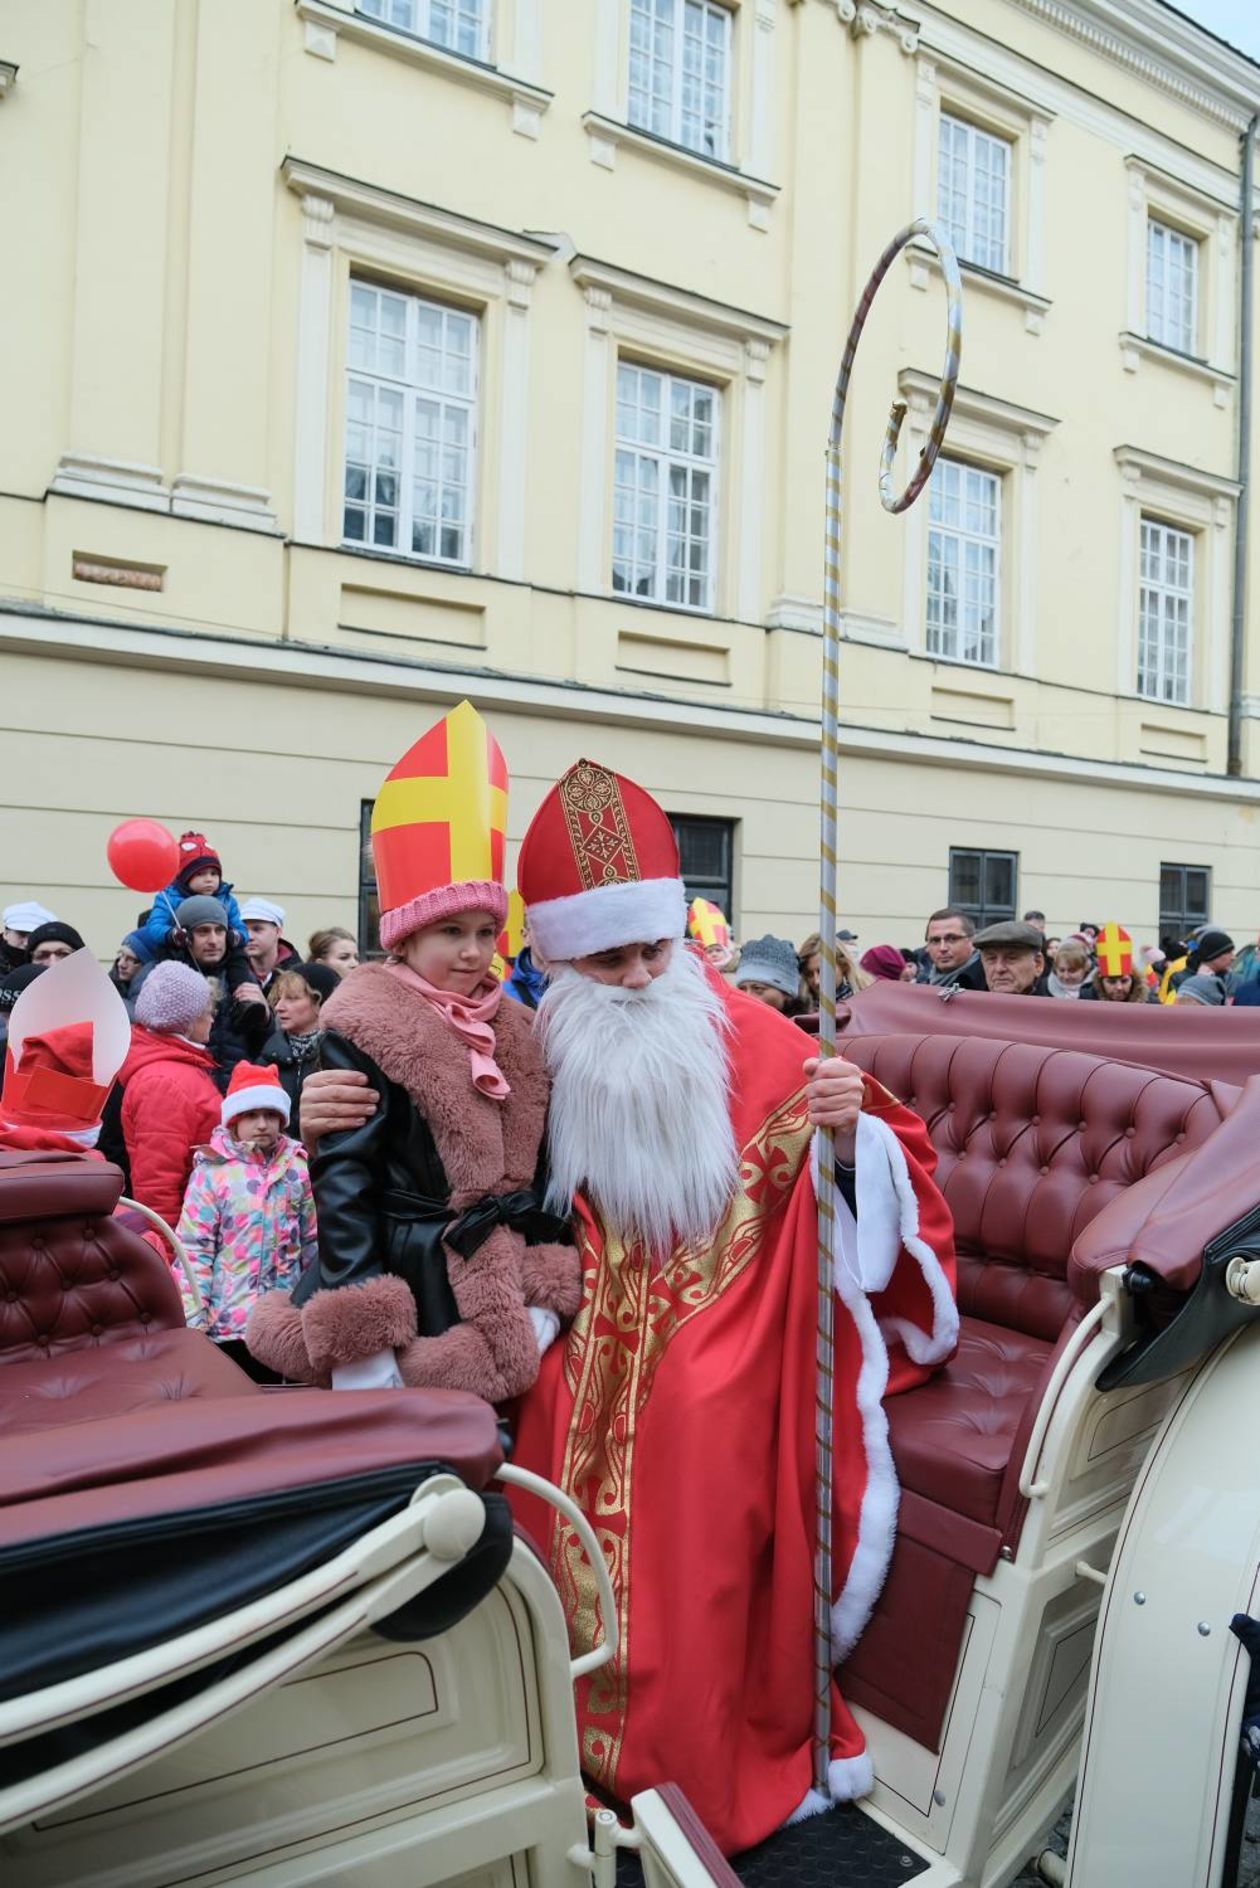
[246, 964, 580, 1401]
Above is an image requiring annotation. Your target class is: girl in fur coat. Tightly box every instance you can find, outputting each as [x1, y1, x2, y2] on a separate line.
[248, 702, 580, 1401]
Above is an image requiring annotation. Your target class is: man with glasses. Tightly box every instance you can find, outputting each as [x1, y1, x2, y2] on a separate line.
[919, 907, 986, 991]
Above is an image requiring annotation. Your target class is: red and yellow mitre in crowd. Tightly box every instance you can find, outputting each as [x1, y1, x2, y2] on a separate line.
[687, 897, 730, 953]
[516, 759, 686, 960]
[1094, 923, 1134, 979]
[370, 700, 508, 950]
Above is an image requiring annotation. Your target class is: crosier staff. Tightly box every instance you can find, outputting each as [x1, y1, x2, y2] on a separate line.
[812, 218, 962, 1797]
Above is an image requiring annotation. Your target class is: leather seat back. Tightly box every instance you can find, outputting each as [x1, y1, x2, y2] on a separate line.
[845, 1036, 1225, 1341]
[0, 1152, 185, 1363]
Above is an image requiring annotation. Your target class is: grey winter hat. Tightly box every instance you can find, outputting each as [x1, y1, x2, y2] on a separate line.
[175, 895, 229, 932]
[1173, 973, 1226, 1007]
[733, 934, 801, 999]
[134, 962, 214, 1034]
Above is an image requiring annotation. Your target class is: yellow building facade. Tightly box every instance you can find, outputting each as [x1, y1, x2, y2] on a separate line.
[2, 0, 1260, 957]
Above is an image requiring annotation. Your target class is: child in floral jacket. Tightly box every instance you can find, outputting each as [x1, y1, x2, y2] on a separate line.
[177, 1061, 317, 1376]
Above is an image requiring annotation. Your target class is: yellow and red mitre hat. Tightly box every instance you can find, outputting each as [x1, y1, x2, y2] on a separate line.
[1095, 923, 1134, 979]
[688, 897, 731, 953]
[370, 700, 508, 951]
[1, 950, 130, 1135]
[517, 760, 686, 960]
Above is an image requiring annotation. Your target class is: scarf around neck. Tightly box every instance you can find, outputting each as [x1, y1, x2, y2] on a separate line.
[384, 961, 510, 1101]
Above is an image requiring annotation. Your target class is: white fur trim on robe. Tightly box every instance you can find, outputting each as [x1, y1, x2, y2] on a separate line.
[810, 1109, 959, 1661]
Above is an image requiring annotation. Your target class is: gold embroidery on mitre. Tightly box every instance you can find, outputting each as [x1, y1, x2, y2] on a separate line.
[550, 1084, 813, 1790]
[557, 761, 642, 890]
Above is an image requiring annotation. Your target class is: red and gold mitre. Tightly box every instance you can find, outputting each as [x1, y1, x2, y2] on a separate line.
[1095, 923, 1134, 979]
[2, 950, 130, 1135]
[370, 700, 508, 951]
[516, 759, 686, 960]
[688, 897, 731, 952]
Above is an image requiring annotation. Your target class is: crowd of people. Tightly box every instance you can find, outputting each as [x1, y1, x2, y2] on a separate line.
[682, 906, 1256, 1014]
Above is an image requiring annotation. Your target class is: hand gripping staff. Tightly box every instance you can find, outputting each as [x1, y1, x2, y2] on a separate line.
[812, 220, 962, 1797]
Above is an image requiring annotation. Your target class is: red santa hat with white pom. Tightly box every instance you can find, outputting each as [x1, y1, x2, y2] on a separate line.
[221, 1061, 291, 1130]
[516, 759, 686, 961]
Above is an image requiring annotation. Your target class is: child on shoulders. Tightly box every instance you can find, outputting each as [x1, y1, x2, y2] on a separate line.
[137, 832, 245, 959]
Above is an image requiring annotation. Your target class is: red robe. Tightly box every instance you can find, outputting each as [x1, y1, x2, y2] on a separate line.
[511, 984, 957, 1855]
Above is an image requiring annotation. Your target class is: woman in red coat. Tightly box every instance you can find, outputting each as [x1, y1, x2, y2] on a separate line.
[119, 962, 220, 1229]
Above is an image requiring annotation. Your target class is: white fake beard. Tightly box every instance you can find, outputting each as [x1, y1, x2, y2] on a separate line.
[537, 943, 739, 1255]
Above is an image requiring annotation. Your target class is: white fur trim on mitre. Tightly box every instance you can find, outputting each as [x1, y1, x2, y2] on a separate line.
[527, 876, 687, 961]
[222, 1083, 291, 1128]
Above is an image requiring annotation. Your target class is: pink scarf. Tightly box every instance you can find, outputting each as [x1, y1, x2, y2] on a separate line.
[384, 962, 510, 1101]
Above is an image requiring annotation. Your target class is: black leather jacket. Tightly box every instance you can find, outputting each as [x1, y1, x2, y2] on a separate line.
[293, 1031, 568, 1337]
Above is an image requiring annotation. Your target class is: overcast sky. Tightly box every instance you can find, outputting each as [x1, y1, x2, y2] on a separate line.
[1174, 0, 1260, 62]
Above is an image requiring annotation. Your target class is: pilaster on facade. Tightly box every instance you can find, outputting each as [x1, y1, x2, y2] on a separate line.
[294, 0, 553, 139]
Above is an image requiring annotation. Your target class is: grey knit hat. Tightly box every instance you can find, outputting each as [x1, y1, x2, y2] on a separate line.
[134, 962, 214, 1034]
[1173, 973, 1226, 1007]
[733, 934, 801, 999]
[175, 894, 229, 932]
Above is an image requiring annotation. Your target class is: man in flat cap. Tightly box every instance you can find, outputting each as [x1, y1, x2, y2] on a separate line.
[974, 919, 1049, 996]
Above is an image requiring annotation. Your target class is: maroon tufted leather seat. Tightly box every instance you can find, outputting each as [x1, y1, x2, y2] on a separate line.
[840, 1034, 1235, 1749]
[0, 1150, 260, 1421]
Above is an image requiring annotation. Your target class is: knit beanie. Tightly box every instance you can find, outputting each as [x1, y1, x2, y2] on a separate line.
[1189, 928, 1234, 969]
[221, 1060, 291, 1128]
[133, 962, 213, 1034]
[861, 944, 908, 983]
[175, 895, 229, 932]
[174, 831, 222, 892]
[0, 963, 44, 1014]
[26, 921, 86, 957]
[1174, 973, 1226, 1006]
[732, 934, 802, 1000]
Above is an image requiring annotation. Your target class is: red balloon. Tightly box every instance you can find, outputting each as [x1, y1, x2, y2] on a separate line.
[107, 819, 180, 894]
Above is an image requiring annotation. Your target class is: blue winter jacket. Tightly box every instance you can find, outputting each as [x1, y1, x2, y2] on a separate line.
[136, 879, 245, 956]
[504, 946, 546, 1010]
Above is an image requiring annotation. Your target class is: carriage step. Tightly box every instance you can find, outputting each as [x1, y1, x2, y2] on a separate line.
[616, 1802, 931, 1885]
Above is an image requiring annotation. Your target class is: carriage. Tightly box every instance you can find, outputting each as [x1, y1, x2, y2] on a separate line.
[2, 985, 1259, 1888]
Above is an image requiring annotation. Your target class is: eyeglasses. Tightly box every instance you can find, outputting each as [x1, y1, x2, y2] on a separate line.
[927, 933, 967, 946]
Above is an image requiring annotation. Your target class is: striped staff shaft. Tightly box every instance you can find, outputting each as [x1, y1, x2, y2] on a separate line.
[812, 218, 962, 1798]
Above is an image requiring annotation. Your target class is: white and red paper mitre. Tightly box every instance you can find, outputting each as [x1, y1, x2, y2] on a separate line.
[516, 760, 686, 960]
[1, 950, 131, 1136]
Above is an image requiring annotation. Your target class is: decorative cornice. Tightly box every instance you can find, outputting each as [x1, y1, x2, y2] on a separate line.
[1113, 442, 1241, 501]
[568, 254, 788, 347]
[1005, 0, 1259, 130]
[897, 369, 1059, 440]
[280, 157, 560, 269]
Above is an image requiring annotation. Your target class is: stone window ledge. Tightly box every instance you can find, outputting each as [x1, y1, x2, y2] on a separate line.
[1118, 330, 1235, 408]
[580, 110, 779, 231]
[906, 240, 1051, 336]
[296, 0, 552, 139]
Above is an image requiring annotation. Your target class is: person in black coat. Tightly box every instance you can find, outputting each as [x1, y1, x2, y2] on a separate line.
[129, 895, 268, 1092]
[261, 961, 340, 1116]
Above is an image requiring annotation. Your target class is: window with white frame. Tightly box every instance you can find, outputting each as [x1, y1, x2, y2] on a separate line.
[937, 114, 1011, 275]
[357, 0, 487, 62]
[1146, 218, 1198, 355]
[1138, 517, 1193, 704]
[628, 0, 732, 162]
[613, 361, 718, 612]
[343, 280, 478, 566]
[926, 459, 1000, 667]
